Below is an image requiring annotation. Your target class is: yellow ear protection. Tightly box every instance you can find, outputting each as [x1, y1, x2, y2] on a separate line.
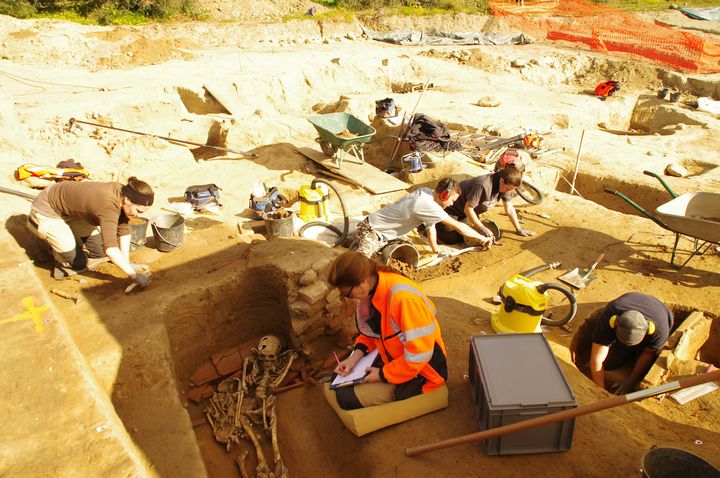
[439, 178, 455, 202]
[609, 315, 655, 335]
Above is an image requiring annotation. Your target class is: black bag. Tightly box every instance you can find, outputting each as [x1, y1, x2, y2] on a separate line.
[185, 184, 221, 210]
[375, 98, 396, 118]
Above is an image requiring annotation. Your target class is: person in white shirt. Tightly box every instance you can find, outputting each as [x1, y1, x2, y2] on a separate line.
[350, 178, 493, 259]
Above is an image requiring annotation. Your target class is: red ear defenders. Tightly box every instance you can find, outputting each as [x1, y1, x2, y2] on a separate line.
[439, 179, 455, 201]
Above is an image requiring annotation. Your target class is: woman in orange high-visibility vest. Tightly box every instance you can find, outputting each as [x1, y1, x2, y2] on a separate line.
[328, 251, 448, 410]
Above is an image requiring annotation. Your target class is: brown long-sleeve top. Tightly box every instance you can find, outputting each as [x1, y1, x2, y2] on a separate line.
[32, 181, 131, 249]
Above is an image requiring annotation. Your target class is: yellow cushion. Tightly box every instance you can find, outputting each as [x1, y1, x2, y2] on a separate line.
[322, 383, 449, 436]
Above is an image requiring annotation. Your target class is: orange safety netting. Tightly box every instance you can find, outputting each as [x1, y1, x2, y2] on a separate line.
[489, 0, 720, 73]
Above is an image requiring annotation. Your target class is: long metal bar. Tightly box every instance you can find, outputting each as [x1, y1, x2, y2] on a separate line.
[68, 118, 258, 158]
[0, 186, 38, 201]
[405, 369, 720, 457]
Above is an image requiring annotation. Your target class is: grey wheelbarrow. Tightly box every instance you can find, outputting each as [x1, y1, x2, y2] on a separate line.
[604, 170, 720, 269]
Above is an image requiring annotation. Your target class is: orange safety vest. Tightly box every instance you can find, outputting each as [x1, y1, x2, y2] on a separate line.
[354, 271, 447, 393]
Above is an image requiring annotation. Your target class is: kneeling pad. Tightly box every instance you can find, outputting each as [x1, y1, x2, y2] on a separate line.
[323, 383, 449, 436]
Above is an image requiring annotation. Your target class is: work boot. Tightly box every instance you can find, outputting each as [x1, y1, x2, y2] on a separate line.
[52, 262, 88, 280]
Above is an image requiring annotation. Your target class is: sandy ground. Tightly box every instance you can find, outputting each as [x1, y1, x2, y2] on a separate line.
[0, 3, 719, 478]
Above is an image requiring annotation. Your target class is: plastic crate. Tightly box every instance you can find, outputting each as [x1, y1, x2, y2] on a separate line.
[468, 334, 577, 455]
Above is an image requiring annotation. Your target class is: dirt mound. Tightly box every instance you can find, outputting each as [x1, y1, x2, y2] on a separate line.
[96, 36, 198, 68]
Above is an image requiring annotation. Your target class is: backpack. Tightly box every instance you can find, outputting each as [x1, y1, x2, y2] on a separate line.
[185, 184, 221, 211]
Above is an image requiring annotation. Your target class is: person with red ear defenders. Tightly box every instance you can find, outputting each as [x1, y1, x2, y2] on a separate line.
[435, 166, 534, 245]
[350, 178, 493, 259]
[589, 292, 673, 394]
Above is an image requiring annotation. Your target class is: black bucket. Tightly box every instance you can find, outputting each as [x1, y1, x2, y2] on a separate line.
[151, 213, 185, 252]
[129, 217, 149, 251]
[262, 210, 295, 239]
[642, 447, 720, 478]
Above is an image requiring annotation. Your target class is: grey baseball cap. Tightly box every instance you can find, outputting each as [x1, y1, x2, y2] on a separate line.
[616, 310, 648, 346]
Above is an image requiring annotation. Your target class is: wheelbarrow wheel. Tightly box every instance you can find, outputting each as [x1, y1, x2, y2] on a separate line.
[319, 140, 338, 158]
[537, 283, 577, 327]
[517, 180, 544, 205]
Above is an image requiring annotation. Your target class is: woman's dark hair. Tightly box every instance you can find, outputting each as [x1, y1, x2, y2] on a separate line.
[328, 252, 377, 288]
[122, 177, 154, 206]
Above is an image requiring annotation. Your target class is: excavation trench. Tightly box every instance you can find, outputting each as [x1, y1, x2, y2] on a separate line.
[570, 305, 719, 393]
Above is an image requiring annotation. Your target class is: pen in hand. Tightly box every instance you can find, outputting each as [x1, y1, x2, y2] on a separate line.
[333, 351, 350, 376]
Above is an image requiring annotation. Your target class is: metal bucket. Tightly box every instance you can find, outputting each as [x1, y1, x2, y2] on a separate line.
[129, 217, 149, 251]
[151, 213, 185, 252]
[641, 447, 720, 478]
[382, 242, 419, 266]
[263, 210, 295, 239]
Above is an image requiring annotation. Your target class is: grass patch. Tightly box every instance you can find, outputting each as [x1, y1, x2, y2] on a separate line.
[597, 0, 720, 11]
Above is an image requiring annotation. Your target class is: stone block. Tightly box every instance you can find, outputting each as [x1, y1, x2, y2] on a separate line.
[640, 350, 674, 389]
[298, 281, 329, 305]
[289, 299, 325, 320]
[312, 257, 333, 274]
[325, 288, 341, 303]
[298, 269, 318, 286]
[291, 318, 310, 336]
[666, 311, 705, 349]
[674, 316, 711, 361]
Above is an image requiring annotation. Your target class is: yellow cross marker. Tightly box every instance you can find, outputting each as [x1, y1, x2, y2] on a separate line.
[0, 296, 49, 333]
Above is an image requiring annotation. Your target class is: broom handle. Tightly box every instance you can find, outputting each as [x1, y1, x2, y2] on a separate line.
[405, 369, 720, 457]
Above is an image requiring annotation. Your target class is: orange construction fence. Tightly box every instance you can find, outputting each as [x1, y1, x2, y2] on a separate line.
[490, 0, 720, 73]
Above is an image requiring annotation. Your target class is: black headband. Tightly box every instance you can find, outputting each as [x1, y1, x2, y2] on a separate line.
[122, 184, 154, 207]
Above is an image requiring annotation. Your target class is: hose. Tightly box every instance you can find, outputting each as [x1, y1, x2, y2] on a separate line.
[536, 282, 577, 327]
[297, 178, 349, 247]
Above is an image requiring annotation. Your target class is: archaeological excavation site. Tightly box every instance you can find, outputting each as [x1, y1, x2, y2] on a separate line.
[0, 1, 719, 477]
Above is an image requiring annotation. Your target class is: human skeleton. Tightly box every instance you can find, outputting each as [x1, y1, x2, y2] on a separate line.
[206, 335, 297, 478]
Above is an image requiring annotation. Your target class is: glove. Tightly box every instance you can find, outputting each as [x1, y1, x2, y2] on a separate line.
[610, 377, 636, 395]
[516, 229, 536, 237]
[131, 263, 150, 273]
[132, 272, 151, 289]
[477, 223, 495, 240]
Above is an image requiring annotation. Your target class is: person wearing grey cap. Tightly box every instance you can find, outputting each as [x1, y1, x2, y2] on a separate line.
[589, 292, 673, 394]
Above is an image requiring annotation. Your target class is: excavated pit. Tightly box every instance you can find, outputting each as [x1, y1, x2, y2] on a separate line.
[570, 304, 718, 392]
[4, 15, 720, 476]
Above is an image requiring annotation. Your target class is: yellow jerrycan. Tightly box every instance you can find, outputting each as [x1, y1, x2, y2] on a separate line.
[298, 182, 330, 222]
[491, 268, 576, 334]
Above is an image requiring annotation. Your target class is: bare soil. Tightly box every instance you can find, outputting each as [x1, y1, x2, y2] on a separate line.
[0, 3, 719, 478]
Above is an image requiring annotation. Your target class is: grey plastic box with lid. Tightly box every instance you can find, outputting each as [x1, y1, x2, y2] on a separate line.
[468, 333, 577, 455]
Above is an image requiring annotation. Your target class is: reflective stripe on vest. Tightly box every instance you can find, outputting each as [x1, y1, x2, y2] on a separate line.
[388, 284, 438, 363]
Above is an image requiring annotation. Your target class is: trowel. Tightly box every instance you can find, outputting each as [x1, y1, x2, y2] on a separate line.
[558, 253, 604, 290]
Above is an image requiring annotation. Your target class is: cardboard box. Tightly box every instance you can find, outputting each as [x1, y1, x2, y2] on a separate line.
[469, 334, 577, 455]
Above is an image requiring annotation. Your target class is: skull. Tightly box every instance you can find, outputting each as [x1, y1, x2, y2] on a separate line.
[257, 335, 281, 365]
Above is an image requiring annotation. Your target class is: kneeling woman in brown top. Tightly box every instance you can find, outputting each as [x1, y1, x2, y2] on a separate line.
[28, 176, 154, 288]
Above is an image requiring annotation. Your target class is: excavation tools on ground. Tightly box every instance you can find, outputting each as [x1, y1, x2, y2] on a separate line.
[67, 118, 258, 158]
[385, 79, 432, 171]
[405, 369, 720, 457]
[558, 253, 604, 290]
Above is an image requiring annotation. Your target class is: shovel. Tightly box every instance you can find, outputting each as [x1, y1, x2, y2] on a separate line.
[558, 253, 604, 289]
